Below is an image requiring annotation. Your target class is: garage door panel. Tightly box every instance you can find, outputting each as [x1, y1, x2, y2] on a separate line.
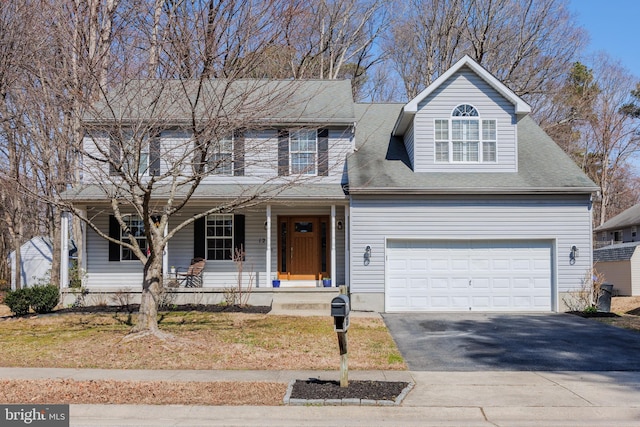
[492, 278, 510, 289]
[451, 259, 469, 270]
[409, 278, 427, 289]
[513, 278, 533, 288]
[431, 278, 449, 288]
[471, 296, 491, 309]
[472, 278, 490, 289]
[431, 259, 450, 270]
[431, 296, 452, 308]
[491, 296, 511, 308]
[450, 296, 471, 308]
[386, 240, 552, 312]
[451, 278, 470, 289]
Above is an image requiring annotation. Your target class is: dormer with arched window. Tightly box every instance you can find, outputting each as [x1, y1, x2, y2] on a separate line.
[392, 56, 529, 173]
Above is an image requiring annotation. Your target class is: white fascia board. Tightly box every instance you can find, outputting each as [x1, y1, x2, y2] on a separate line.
[392, 55, 531, 136]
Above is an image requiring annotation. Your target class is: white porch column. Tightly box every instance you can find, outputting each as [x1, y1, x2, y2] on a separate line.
[80, 210, 87, 282]
[331, 205, 336, 284]
[345, 205, 350, 288]
[266, 205, 272, 287]
[60, 213, 69, 288]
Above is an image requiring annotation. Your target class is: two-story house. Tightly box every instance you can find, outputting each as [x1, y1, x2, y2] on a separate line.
[593, 204, 640, 296]
[61, 56, 598, 312]
[595, 203, 640, 247]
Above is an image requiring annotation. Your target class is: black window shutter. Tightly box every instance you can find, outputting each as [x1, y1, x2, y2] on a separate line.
[317, 128, 329, 176]
[278, 129, 289, 176]
[234, 130, 245, 176]
[234, 214, 245, 258]
[149, 131, 161, 176]
[109, 138, 121, 176]
[194, 217, 206, 259]
[108, 215, 121, 261]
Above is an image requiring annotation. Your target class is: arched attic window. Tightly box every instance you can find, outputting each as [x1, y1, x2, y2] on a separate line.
[452, 104, 478, 117]
[434, 104, 496, 163]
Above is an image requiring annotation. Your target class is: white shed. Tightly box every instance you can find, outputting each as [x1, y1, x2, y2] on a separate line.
[593, 242, 640, 296]
[8, 236, 54, 290]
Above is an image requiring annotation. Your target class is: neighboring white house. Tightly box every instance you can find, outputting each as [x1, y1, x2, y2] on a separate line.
[61, 56, 599, 312]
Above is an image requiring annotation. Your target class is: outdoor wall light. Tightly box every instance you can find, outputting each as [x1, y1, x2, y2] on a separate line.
[264, 221, 268, 230]
[364, 245, 372, 266]
[570, 245, 579, 265]
[337, 220, 344, 230]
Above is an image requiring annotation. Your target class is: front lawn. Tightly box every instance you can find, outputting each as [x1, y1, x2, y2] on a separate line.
[0, 309, 406, 371]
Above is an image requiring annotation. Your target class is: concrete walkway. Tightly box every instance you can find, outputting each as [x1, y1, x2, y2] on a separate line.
[1, 368, 639, 426]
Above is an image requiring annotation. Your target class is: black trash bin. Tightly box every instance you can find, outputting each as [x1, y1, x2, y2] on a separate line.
[597, 283, 614, 312]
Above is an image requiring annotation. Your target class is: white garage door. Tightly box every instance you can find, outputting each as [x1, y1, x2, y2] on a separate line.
[386, 240, 553, 312]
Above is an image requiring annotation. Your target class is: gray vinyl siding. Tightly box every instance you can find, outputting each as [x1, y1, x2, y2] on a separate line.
[413, 66, 517, 172]
[85, 213, 144, 288]
[403, 125, 415, 169]
[599, 226, 639, 244]
[81, 127, 353, 185]
[84, 205, 347, 288]
[349, 195, 593, 295]
[82, 133, 111, 178]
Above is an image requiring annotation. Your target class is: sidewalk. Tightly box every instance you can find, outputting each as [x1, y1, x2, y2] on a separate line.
[1, 368, 640, 426]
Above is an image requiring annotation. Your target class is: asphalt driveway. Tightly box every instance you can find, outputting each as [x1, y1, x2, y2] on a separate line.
[382, 312, 640, 371]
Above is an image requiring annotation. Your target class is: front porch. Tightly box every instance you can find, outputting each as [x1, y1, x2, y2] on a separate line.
[60, 286, 341, 313]
[60, 203, 350, 291]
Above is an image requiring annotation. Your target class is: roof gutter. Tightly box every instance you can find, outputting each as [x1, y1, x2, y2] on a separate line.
[347, 186, 600, 196]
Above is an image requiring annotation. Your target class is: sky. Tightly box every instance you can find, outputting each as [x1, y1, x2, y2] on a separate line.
[568, 0, 640, 77]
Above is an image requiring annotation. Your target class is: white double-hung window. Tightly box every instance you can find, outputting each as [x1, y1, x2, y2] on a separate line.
[120, 215, 147, 261]
[290, 129, 317, 175]
[435, 105, 496, 163]
[208, 135, 233, 175]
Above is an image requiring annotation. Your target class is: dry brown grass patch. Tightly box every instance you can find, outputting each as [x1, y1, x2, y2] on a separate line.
[0, 379, 286, 405]
[591, 296, 640, 332]
[0, 310, 405, 371]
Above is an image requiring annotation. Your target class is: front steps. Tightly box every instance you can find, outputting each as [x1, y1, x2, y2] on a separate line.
[269, 287, 339, 315]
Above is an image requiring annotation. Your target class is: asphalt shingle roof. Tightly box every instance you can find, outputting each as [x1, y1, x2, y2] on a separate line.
[595, 204, 640, 232]
[594, 242, 640, 262]
[348, 103, 598, 194]
[85, 79, 355, 126]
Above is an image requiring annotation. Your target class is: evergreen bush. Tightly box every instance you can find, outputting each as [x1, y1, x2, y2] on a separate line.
[29, 285, 60, 314]
[4, 288, 31, 316]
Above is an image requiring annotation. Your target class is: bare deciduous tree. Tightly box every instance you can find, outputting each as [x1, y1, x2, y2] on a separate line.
[581, 55, 640, 226]
[55, 1, 323, 337]
[385, 0, 585, 104]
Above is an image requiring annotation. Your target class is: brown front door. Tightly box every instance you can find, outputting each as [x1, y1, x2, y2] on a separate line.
[278, 216, 329, 280]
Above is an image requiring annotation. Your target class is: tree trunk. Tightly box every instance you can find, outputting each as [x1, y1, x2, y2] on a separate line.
[132, 253, 163, 334]
[12, 237, 21, 290]
[50, 209, 62, 287]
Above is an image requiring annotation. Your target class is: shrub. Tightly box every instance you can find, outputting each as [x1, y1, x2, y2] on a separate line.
[4, 289, 31, 316]
[28, 285, 60, 314]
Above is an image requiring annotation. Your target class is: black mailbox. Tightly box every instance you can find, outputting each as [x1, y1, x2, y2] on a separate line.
[331, 294, 350, 332]
[331, 294, 350, 317]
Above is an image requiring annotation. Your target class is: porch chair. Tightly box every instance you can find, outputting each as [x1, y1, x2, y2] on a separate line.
[178, 257, 206, 287]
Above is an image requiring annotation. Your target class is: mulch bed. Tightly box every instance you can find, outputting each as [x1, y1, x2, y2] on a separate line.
[289, 379, 409, 401]
[54, 304, 271, 315]
[567, 310, 620, 318]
